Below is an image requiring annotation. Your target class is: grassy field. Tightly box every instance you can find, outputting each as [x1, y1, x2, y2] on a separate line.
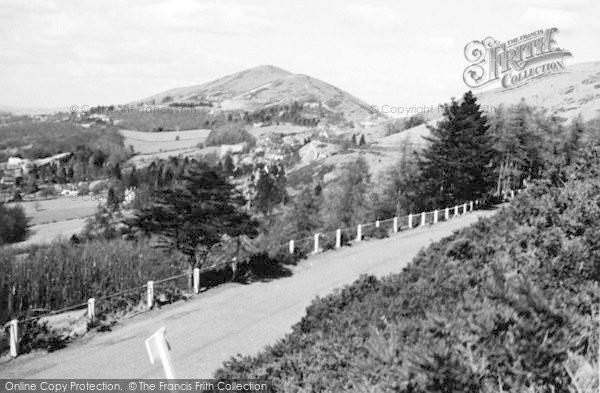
[119, 128, 211, 154]
[10, 197, 99, 226]
[14, 218, 88, 248]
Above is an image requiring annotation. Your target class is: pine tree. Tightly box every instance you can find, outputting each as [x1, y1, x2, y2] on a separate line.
[251, 164, 287, 215]
[323, 155, 371, 228]
[284, 184, 322, 239]
[223, 154, 235, 176]
[126, 165, 139, 188]
[377, 140, 420, 217]
[491, 102, 533, 195]
[106, 187, 120, 211]
[417, 91, 496, 209]
[130, 162, 258, 268]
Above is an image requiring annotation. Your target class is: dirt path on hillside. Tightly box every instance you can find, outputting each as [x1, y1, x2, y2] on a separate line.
[0, 209, 498, 378]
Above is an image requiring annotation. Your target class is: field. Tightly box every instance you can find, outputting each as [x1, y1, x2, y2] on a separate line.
[119, 129, 211, 154]
[10, 197, 99, 226]
[14, 218, 88, 248]
[1, 197, 98, 248]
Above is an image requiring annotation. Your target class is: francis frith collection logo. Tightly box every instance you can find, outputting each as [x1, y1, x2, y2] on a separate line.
[463, 27, 572, 89]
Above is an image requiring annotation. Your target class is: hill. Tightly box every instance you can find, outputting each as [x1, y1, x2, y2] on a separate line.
[138, 65, 376, 122]
[374, 61, 600, 152]
[477, 61, 600, 122]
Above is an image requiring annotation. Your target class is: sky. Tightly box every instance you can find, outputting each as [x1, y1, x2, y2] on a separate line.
[0, 0, 599, 111]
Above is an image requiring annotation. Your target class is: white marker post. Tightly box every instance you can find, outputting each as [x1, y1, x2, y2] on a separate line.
[87, 298, 95, 319]
[463, 203, 467, 214]
[145, 327, 176, 379]
[9, 319, 18, 357]
[375, 220, 380, 228]
[408, 214, 413, 229]
[193, 268, 200, 295]
[231, 258, 237, 279]
[289, 240, 294, 255]
[335, 229, 341, 248]
[454, 205, 458, 217]
[421, 212, 426, 227]
[445, 207, 449, 221]
[433, 209, 438, 224]
[147, 280, 154, 309]
[356, 224, 362, 242]
[393, 217, 398, 233]
[470, 201, 474, 211]
[313, 233, 319, 254]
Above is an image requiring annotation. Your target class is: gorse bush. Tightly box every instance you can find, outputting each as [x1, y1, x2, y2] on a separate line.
[214, 148, 600, 392]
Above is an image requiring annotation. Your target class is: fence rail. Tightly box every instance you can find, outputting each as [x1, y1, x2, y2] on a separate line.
[4, 194, 510, 358]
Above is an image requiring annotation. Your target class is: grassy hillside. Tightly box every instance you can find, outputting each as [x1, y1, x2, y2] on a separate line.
[214, 148, 600, 392]
[477, 61, 600, 122]
[137, 65, 376, 122]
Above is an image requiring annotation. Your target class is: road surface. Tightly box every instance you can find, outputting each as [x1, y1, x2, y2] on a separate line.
[0, 208, 497, 378]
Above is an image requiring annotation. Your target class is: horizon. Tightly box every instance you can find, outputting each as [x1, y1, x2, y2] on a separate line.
[1, 0, 599, 111]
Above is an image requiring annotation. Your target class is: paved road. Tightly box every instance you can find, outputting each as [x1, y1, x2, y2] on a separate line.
[0, 209, 497, 378]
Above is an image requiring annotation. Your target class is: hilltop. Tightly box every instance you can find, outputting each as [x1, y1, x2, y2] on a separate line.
[138, 65, 376, 122]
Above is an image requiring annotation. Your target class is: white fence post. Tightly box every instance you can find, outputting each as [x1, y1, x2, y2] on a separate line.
[433, 209, 438, 224]
[9, 319, 18, 358]
[356, 224, 362, 241]
[511, 190, 515, 199]
[87, 298, 95, 319]
[313, 233, 319, 254]
[470, 201, 474, 211]
[421, 212, 426, 227]
[147, 280, 154, 309]
[445, 207, 449, 220]
[408, 214, 413, 228]
[393, 217, 398, 233]
[193, 268, 200, 295]
[454, 205, 458, 216]
[289, 240, 294, 255]
[375, 220, 380, 228]
[231, 258, 238, 279]
[463, 203, 467, 214]
[145, 327, 176, 379]
[335, 229, 341, 248]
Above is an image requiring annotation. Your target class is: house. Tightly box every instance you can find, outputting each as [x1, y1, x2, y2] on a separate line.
[220, 143, 246, 158]
[124, 188, 136, 205]
[7, 156, 24, 168]
[60, 189, 78, 197]
[34, 152, 72, 167]
[0, 175, 15, 185]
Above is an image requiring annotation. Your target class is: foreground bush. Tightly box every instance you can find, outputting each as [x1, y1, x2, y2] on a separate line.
[214, 154, 600, 392]
[0, 238, 187, 324]
[0, 203, 28, 245]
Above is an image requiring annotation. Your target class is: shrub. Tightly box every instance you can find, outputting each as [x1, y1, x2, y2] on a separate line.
[0, 203, 28, 245]
[205, 124, 256, 147]
[0, 238, 188, 323]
